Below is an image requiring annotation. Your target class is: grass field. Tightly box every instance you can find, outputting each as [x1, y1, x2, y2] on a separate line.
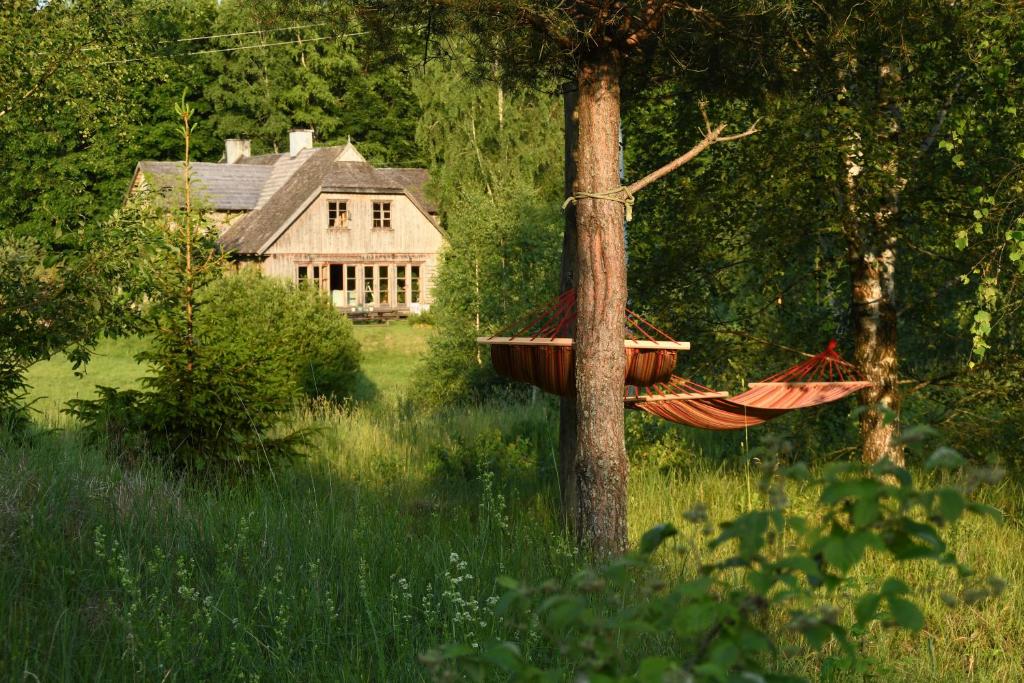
[23, 320, 429, 417]
[6, 322, 1024, 681]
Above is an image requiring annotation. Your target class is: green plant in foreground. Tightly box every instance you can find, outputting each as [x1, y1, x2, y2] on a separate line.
[423, 436, 1006, 681]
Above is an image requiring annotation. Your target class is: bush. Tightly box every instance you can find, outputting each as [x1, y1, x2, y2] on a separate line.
[405, 309, 436, 326]
[68, 102, 342, 473]
[431, 427, 536, 480]
[423, 435, 1006, 681]
[200, 271, 361, 402]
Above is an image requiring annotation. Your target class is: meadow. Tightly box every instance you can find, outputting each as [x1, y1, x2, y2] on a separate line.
[2, 322, 1022, 681]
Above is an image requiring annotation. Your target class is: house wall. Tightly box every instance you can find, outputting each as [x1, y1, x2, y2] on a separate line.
[261, 192, 443, 310]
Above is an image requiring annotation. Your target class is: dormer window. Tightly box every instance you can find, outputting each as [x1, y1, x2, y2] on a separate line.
[372, 201, 392, 229]
[328, 200, 348, 229]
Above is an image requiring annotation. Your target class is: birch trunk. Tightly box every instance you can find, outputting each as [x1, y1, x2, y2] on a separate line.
[850, 237, 901, 465]
[572, 51, 629, 556]
[843, 63, 904, 467]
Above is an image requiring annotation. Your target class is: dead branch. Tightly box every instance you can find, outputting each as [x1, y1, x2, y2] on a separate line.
[626, 101, 759, 195]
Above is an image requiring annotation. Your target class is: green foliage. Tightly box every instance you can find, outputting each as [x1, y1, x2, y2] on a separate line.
[425, 436, 1005, 681]
[414, 57, 564, 404]
[0, 199, 161, 421]
[199, 270, 362, 401]
[69, 103, 304, 472]
[432, 427, 536, 481]
[204, 0, 422, 163]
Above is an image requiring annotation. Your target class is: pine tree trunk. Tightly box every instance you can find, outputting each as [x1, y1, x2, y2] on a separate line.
[559, 85, 579, 523]
[572, 51, 629, 556]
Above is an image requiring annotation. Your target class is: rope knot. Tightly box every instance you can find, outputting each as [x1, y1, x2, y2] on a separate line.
[562, 186, 635, 222]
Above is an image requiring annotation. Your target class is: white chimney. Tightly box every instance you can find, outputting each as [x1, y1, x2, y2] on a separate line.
[225, 138, 251, 164]
[289, 129, 314, 157]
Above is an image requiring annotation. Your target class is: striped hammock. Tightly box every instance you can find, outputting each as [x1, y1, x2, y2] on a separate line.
[477, 291, 871, 430]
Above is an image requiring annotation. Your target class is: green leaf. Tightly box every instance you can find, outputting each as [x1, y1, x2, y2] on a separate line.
[635, 657, 680, 682]
[855, 594, 881, 624]
[820, 532, 872, 572]
[852, 496, 880, 527]
[673, 600, 722, 636]
[639, 523, 678, 554]
[801, 623, 832, 649]
[937, 489, 965, 522]
[677, 576, 713, 599]
[888, 597, 924, 630]
[925, 447, 966, 470]
[966, 502, 1004, 523]
[820, 480, 880, 505]
[479, 642, 523, 671]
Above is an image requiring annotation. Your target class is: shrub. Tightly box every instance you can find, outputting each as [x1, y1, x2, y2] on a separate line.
[406, 309, 436, 325]
[423, 435, 1005, 681]
[200, 271, 361, 402]
[432, 428, 536, 480]
[69, 102, 311, 473]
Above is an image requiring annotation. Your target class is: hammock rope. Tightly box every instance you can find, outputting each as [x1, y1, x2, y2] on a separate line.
[562, 186, 636, 221]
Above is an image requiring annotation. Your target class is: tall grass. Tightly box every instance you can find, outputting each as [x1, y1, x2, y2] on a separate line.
[2, 398, 1022, 681]
[7, 328, 1023, 680]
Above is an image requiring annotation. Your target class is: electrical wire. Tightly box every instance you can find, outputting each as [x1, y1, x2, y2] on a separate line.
[76, 23, 331, 52]
[92, 31, 367, 66]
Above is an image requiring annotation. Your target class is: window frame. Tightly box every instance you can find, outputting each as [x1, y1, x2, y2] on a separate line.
[372, 201, 392, 229]
[410, 265, 420, 304]
[297, 264, 321, 288]
[327, 200, 349, 230]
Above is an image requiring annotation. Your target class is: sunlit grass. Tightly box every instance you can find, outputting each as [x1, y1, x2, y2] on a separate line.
[6, 326, 1023, 680]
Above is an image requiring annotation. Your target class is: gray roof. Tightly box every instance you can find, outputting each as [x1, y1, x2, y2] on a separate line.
[219, 148, 439, 255]
[136, 161, 271, 211]
[136, 146, 438, 255]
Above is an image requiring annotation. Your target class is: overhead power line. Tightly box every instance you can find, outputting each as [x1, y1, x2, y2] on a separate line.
[82, 22, 333, 51]
[93, 31, 368, 66]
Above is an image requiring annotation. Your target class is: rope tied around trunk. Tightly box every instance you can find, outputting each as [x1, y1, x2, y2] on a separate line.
[562, 186, 636, 221]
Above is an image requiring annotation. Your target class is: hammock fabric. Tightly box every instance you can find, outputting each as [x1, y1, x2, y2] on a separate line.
[477, 291, 871, 429]
[478, 289, 688, 395]
[628, 340, 873, 430]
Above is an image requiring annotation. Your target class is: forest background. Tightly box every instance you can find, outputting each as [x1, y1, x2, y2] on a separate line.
[3, 0, 1021, 466]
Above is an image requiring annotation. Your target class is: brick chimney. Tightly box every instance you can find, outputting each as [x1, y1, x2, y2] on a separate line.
[289, 129, 314, 157]
[225, 138, 251, 164]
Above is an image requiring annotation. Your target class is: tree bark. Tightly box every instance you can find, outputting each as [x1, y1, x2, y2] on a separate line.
[559, 85, 579, 522]
[849, 237, 901, 465]
[842, 62, 904, 467]
[572, 50, 629, 556]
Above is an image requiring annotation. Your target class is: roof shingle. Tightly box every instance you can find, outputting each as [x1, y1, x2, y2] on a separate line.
[136, 161, 271, 211]
[136, 145, 438, 255]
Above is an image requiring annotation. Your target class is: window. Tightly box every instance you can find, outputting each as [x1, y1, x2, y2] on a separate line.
[297, 264, 320, 288]
[346, 266, 357, 306]
[363, 265, 375, 304]
[378, 265, 390, 305]
[410, 266, 420, 303]
[372, 201, 391, 229]
[327, 200, 348, 229]
[396, 266, 406, 305]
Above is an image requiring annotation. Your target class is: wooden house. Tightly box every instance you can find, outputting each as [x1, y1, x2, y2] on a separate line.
[131, 130, 444, 318]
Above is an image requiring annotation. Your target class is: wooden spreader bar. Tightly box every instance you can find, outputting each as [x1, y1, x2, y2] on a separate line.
[624, 391, 730, 403]
[476, 336, 691, 351]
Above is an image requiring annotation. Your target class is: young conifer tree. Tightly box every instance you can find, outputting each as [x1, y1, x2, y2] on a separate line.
[73, 99, 300, 471]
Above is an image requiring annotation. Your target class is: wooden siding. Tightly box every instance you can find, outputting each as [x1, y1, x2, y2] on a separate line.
[260, 192, 443, 307]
